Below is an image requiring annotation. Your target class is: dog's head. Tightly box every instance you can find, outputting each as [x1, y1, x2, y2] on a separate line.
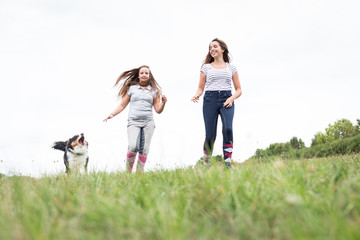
[52, 133, 88, 153]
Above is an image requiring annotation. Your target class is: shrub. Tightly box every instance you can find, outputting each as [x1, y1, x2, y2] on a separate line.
[253, 135, 360, 161]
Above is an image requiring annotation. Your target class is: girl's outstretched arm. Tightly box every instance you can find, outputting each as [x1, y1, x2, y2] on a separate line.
[103, 94, 131, 122]
[191, 72, 206, 103]
[154, 95, 167, 114]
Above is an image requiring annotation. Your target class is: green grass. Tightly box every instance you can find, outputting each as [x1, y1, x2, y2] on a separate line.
[1, 155, 360, 240]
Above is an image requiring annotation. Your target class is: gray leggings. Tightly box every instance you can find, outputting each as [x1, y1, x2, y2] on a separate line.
[127, 119, 155, 155]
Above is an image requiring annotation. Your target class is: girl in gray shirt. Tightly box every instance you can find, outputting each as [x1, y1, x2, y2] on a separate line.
[104, 65, 167, 172]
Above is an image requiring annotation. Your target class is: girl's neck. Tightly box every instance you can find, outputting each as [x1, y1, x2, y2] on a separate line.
[213, 57, 225, 63]
[139, 82, 149, 88]
[212, 57, 226, 65]
[211, 58, 226, 68]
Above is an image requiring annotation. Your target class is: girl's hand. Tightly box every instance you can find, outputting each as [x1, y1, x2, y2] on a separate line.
[191, 95, 200, 103]
[154, 95, 167, 114]
[223, 96, 234, 108]
[103, 113, 115, 122]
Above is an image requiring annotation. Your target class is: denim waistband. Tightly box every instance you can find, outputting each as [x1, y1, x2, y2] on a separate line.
[206, 90, 231, 93]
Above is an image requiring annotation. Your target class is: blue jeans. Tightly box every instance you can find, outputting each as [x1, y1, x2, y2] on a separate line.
[203, 91, 234, 163]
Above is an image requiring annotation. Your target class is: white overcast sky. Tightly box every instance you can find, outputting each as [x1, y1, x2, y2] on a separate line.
[1, 0, 359, 176]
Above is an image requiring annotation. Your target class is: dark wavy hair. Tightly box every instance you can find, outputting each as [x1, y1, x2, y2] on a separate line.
[202, 38, 231, 65]
[114, 65, 162, 97]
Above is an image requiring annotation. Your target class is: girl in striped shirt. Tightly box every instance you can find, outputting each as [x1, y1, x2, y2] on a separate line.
[192, 38, 242, 168]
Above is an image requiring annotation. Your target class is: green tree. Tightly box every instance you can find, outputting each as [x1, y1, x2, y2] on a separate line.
[325, 119, 357, 140]
[311, 132, 327, 146]
[311, 119, 358, 146]
[290, 137, 305, 149]
[274, 143, 284, 155]
[255, 149, 265, 158]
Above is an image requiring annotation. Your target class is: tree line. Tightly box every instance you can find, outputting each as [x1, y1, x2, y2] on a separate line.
[253, 118, 360, 160]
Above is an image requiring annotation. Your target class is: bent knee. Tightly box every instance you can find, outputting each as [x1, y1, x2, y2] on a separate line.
[128, 144, 137, 153]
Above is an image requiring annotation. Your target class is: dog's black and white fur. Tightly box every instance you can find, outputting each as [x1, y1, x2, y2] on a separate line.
[52, 133, 89, 174]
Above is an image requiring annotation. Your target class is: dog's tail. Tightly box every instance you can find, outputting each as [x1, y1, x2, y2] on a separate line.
[52, 141, 67, 151]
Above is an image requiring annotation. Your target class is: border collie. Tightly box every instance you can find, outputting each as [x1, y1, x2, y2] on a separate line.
[52, 133, 89, 174]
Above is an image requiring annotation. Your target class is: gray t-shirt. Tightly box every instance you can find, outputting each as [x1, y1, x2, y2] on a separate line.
[127, 85, 156, 120]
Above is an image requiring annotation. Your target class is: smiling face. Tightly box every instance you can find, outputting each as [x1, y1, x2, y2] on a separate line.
[209, 41, 225, 60]
[138, 67, 150, 85]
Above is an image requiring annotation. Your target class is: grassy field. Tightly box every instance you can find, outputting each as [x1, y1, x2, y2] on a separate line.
[1, 155, 360, 240]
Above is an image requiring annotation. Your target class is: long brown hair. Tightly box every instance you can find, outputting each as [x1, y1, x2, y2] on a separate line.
[114, 65, 162, 97]
[202, 38, 231, 65]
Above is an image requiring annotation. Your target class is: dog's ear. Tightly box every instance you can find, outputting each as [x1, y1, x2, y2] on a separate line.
[52, 141, 67, 151]
[67, 135, 79, 150]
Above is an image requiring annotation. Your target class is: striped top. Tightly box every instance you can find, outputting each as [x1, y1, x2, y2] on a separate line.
[201, 63, 237, 91]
